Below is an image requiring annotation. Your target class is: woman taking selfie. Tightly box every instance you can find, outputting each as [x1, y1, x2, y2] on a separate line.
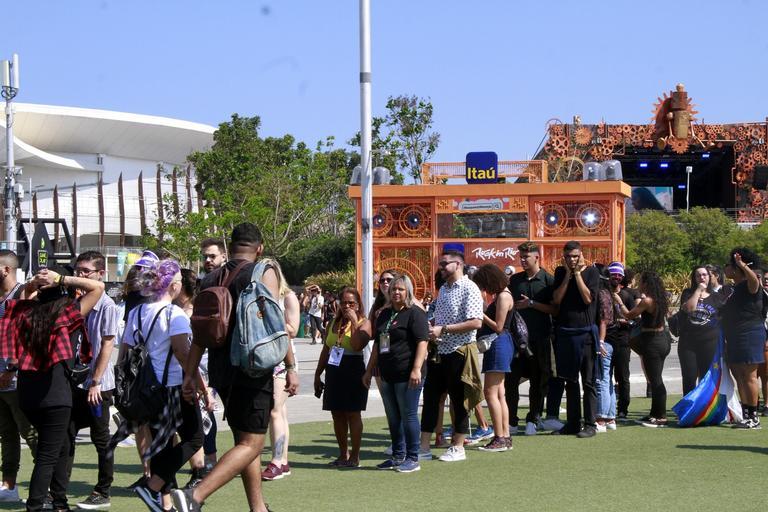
[720, 248, 766, 429]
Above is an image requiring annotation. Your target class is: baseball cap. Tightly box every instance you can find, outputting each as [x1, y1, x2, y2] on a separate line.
[135, 250, 159, 269]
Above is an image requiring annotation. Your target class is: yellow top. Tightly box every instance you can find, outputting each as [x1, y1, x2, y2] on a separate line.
[324, 319, 363, 352]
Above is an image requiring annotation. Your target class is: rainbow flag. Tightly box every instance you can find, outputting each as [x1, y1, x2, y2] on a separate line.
[672, 333, 741, 427]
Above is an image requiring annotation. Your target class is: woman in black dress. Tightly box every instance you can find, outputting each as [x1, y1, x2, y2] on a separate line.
[721, 248, 765, 429]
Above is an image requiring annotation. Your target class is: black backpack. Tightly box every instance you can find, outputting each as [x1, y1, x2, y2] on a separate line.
[113, 305, 173, 423]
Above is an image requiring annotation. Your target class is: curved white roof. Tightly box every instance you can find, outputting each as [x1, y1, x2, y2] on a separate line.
[0, 103, 215, 166]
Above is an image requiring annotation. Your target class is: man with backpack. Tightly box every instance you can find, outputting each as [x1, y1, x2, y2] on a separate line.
[174, 223, 298, 512]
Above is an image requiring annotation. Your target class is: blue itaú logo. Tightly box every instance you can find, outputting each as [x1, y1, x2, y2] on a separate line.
[465, 152, 498, 184]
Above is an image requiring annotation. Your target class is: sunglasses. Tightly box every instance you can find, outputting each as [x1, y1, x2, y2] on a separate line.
[379, 277, 393, 284]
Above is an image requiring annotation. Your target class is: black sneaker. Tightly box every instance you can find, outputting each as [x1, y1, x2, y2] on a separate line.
[734, 417, 762, 430]
[551, 425, 580, 436]
[576, 426, 597, 438]
[183, 468, 205, 490]
[170, 488, 202, 512]
[134, 485, 163, 512]
[77, 492, 111, 509]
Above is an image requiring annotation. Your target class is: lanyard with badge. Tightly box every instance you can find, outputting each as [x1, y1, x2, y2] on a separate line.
[328, 321, 346, 367]
[380, 308, 402, 354]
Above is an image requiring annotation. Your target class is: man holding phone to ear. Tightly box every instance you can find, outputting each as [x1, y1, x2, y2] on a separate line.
[550, 241, 600, 438]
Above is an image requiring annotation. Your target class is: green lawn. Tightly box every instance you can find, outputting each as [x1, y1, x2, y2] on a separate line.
[1, 396, 766, 512]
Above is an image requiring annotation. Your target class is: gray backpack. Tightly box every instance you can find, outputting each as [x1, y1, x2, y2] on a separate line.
[230, 261, 289, 376]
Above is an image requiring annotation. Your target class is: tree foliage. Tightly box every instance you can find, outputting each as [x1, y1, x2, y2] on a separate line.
[626, 210, 690, 274]
[349, 94, 440, 184]
[677, 207, 738, 265]
[147, 114, 356, 266]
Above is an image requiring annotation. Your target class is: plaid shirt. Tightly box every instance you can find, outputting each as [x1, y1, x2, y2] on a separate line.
[1, 300, 91, 371]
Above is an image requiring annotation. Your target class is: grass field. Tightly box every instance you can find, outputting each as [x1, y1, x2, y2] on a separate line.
[0, 396, 766, 512]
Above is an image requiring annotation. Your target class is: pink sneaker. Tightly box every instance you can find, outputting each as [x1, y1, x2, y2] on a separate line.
[261, 462, 284, 481]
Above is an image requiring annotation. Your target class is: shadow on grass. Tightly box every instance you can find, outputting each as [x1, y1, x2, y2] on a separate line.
[677, 444, 768, 455]
[284, 430, 392, 468]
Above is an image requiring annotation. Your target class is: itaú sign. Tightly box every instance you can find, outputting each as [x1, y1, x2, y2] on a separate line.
[471, 246, 518, 261]
[465, 151, 498, 184]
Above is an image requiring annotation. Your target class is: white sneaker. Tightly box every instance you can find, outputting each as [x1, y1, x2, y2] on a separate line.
[541, 418, 564, 431]
[595, 423, 607, 433]
[0, 486, 20, 502]
[606, 420, 617, 431]
[524, 422, 538, 436]
[417, 449, 433, 461]
[438, 445, 466, 462]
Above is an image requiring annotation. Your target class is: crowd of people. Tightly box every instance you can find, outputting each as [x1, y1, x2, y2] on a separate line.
[0, 226, 765, 511]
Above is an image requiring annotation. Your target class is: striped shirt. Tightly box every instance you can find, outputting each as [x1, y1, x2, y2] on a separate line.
[84, 291, 119, 391]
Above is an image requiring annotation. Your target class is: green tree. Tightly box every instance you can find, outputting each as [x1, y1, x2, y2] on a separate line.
[677, 207, 738, 265]
[148, 114, 356, 262]
[626, 211, 690, 274]
[384, 95, 440, 184]
[349, 95, 440, 184]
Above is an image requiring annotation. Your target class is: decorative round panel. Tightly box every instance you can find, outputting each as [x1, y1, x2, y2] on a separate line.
[541, 203, 568, 235]
[575, 203, 609, 234]
[372, 206, 393, 237]
[398, 205, 431, 237]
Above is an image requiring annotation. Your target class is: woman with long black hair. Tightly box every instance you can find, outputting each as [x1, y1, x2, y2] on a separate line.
[4, 267, 104, 512]
[613, 271, 670, 427]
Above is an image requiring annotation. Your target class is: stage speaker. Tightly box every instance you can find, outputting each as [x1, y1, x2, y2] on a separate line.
[754, 166, 768, 190]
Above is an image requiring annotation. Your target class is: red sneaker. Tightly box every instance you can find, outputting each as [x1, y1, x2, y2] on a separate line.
[281, 463, 291, 476]
[261, 462, 284, 481]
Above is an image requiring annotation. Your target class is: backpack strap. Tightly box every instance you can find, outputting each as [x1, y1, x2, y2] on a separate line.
[135, 305, 168, 346]
[160, 305, 175, 387]
[250, 261, 267, 282]
[219, 261, 251, 289]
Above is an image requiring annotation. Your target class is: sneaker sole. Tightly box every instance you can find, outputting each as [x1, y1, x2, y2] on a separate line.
[76, 502, 111, 510]
[477, 446, 508, 452]
[396, 466, 421, 473]
[262, 473, 285, 481]
[640, 423, 666, 428]
[170, 489, 194, 512]
[135, 487, 163, 512]
[438, 455, 466, 462]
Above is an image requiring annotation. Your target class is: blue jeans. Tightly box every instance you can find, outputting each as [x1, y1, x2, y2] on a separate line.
[596, 342, 616, 420]
[379, 378, 423, 462]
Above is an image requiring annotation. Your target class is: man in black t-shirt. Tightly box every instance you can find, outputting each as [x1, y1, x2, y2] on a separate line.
[550, 241, 600, 438]
[506, 242, 557, 435]
[176, 223, 298, 512]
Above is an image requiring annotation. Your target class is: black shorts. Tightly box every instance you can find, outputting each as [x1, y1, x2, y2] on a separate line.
[223, 382, 274, 434]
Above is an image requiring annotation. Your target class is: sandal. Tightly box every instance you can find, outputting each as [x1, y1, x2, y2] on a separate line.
[337, 459, 360, 469]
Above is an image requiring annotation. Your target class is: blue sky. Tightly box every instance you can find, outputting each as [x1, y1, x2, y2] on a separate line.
[6, 0, 768, 162]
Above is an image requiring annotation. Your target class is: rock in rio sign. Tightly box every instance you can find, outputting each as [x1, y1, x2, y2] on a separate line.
[471, 246, 519, 261]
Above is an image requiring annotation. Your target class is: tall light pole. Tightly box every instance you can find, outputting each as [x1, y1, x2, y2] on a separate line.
[1, 54, 19, 249]
[685, 165, 692, 212]
[359, 0, 374, 312]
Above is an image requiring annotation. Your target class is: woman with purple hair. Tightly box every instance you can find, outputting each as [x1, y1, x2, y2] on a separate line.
[114, 259, 204, 512]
